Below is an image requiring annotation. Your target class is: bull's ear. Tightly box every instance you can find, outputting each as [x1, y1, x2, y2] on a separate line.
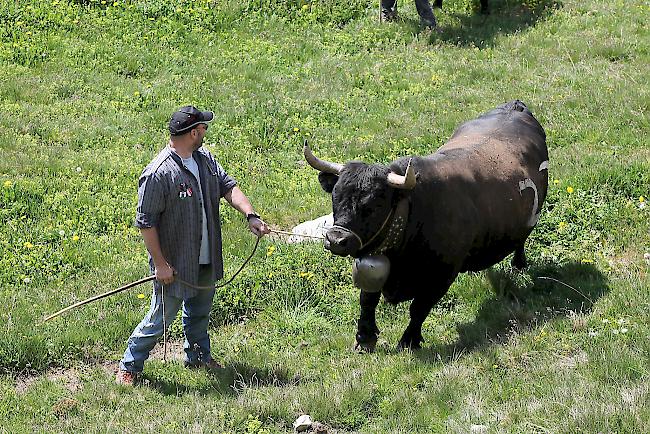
[318, 172, 338, 193]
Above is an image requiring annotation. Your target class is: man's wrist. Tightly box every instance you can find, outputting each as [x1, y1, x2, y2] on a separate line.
[246, 212, 261, 222]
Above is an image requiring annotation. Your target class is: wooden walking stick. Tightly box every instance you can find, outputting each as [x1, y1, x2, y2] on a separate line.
[41, 276, 155, 323]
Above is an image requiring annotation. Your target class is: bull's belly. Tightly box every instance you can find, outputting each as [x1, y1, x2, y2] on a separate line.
[460, 239, 521, 272]
[380, 257, 456, 304]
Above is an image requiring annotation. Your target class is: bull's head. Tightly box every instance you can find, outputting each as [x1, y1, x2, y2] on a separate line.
[304, 142, 416, 257]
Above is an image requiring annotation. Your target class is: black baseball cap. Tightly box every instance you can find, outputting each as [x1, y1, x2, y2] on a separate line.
[169, 105, 214, 136]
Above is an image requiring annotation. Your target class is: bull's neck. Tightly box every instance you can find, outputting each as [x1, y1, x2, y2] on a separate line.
[362, 197, 410, 256]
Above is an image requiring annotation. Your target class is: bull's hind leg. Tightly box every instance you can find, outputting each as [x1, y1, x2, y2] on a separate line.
[511, 244, 528, 270]
[355, 291, 381, 353]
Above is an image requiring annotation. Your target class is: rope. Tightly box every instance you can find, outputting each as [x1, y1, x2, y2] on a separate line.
[268, 228, 324, 240]
[162, 284, 167, 362]
[42, 237, 262, 323]
[535, 276, 593, 304]
[175, 236, 261, 290]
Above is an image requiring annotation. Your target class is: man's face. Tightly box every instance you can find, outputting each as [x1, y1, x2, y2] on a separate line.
[190, 123, 208, 149]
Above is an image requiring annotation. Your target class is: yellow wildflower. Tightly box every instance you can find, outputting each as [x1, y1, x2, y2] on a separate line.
[24, 242, 34, 249]
[566, 186, 574, 194]
[137, 293, 145, 299]
[640, 196, 645, 203]
[293, 127, 300, 133]
[72, 235, 80, 241]
[581, 258, 594, 264]
[3, 180, 12, 188]
[266, 245, 275, 256]
[558, 221, 567, 230]
[553, 179, 560, 185]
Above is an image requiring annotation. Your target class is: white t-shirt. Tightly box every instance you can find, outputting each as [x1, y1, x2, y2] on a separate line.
[181, 155, 210, 265]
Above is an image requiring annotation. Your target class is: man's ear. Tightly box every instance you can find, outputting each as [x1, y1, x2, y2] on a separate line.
[318, 172, 338, 193]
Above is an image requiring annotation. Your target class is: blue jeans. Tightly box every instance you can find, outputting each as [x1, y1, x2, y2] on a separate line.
[119, 265, 216, 373]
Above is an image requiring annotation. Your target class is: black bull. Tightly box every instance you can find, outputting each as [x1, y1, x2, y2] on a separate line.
[305, 100, 548, 351]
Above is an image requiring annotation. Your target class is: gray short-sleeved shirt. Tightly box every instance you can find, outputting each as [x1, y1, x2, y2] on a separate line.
[135, 146, 237, 298]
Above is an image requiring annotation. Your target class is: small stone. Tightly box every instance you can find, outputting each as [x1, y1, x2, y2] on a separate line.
[293, 414, 312, 432]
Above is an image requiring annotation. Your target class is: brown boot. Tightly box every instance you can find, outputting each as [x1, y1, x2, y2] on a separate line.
[115, 370, 138, 386]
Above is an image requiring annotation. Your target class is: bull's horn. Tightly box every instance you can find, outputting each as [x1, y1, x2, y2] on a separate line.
[387, 158, 416, 190]
[303, 140, 343, 175]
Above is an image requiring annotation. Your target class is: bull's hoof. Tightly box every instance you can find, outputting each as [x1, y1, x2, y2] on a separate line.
[397, 332, 423, 351]
[354, 340, 376, 353]
[397, 340, 422, 351]
[354, 333, 378, 353]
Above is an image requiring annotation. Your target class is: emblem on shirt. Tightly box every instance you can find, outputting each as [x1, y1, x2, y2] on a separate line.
[178, 182, 193, 199]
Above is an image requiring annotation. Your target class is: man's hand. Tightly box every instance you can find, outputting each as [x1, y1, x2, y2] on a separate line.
[154, 262, 175, 285]
[248, 217, 270, 237]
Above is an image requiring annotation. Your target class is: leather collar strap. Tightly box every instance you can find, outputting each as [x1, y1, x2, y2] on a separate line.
[367, 198, 410, 255]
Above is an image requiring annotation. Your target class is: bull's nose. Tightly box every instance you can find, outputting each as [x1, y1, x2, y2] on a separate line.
[324, 229, 360, 256]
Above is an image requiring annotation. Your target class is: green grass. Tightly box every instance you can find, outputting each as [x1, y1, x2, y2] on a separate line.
[1, 0, 649, 432]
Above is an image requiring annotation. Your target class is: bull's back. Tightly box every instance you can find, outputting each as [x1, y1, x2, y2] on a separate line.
[410, 101, 548, 272]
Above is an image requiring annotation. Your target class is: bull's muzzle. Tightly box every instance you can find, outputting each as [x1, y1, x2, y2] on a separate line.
[324, 227, 361, 257]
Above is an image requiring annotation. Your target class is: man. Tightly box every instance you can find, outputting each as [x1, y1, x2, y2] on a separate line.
[116, 105, 270, 386]
[381, 0, 437, 28]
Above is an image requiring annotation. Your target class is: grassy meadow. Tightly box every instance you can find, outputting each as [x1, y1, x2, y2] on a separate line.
[1, 0, 649, 432]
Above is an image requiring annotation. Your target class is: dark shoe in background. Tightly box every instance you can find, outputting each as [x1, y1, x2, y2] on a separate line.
[184, 359, 224, 371]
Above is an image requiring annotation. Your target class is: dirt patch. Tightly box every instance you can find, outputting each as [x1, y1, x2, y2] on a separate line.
[555, 351, 588, 369]
[14, 340, 186, 394]
[15, 367, 82, 395]
[148, 339, 186, 362]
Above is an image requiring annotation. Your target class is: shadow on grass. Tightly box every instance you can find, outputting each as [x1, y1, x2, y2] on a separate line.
[415, 261, 609, 363]
[142, 361, 300, 397]
[407, 0, 563, 46]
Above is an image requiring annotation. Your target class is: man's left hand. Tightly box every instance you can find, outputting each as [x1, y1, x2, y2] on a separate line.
[248, 217, 270, 237]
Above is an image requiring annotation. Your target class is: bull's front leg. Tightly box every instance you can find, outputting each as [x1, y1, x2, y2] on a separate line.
[398, 275, 456, 350]
[356, 291, 381, 352]
[352, 255, 390, 352]
[397, 295, 436, 350]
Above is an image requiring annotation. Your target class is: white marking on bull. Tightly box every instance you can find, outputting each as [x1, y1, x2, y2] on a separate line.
[519, 160, 548, 227]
